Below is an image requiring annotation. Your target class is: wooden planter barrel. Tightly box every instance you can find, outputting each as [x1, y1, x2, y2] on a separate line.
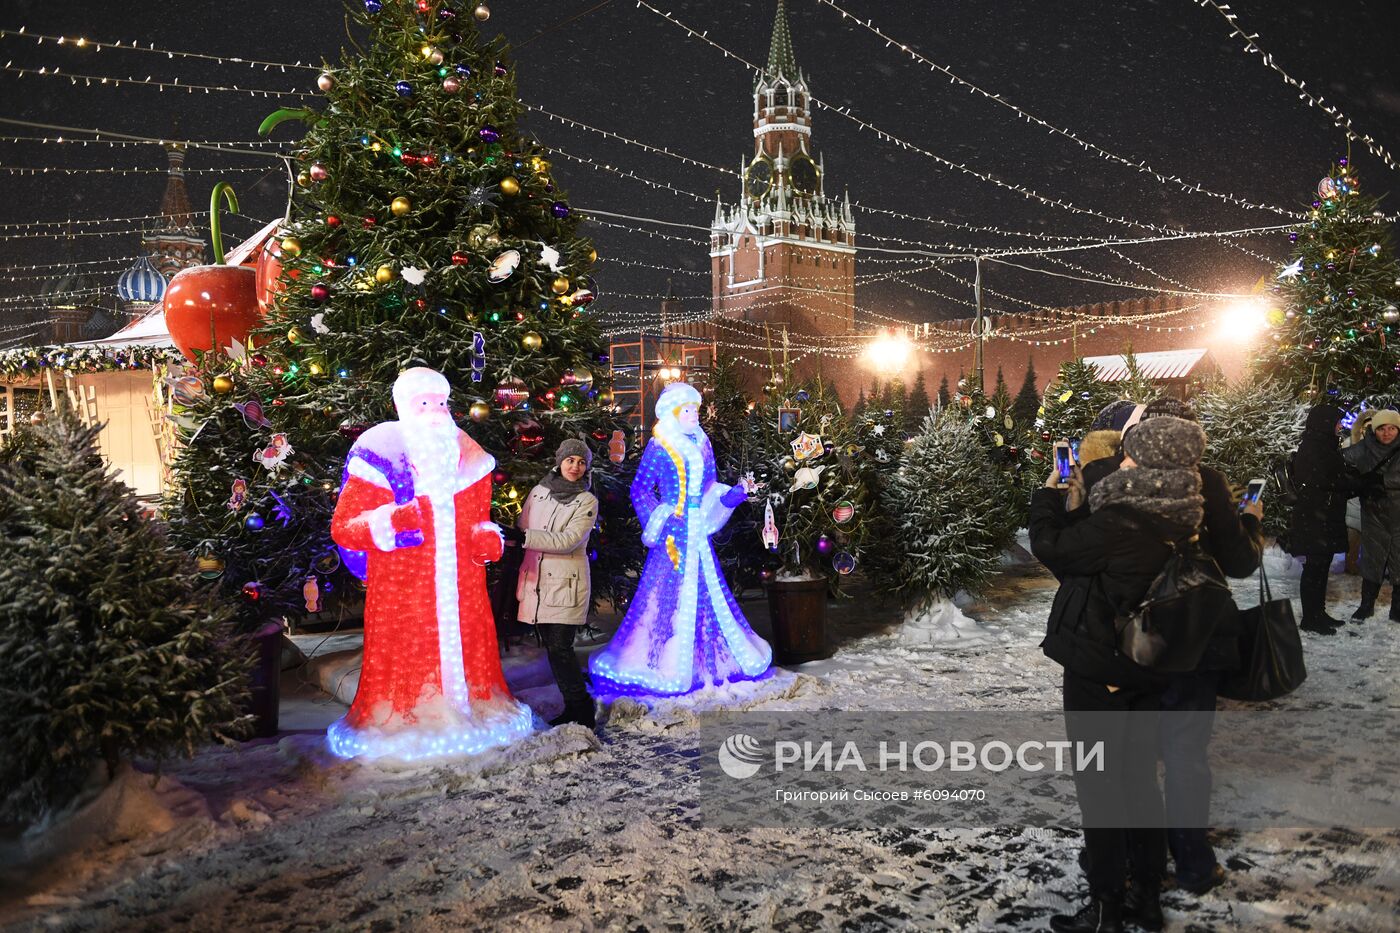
[765, 577, 830, 664]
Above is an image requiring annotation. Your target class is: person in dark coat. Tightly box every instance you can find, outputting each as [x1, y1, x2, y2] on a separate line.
[1288, 404, 1366, 632]
[1065, 397, 1262, 899]
[1030, 416, 1211, 933]
[1343, 409, 1400, 621]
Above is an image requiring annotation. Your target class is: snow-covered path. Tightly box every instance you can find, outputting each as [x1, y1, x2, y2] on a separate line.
[3, 549, 1398, 932]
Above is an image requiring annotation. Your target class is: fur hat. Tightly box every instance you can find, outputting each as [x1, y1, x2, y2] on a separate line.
[554, 437, 593, 471]
[1122, 415, 1206, 470]
[1140, 397, 1197, 424]
[1079, 430, 1123, 466]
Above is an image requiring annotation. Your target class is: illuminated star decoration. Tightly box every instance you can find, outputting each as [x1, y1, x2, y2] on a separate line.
[872, 423, 888, 436]
[1277, 259, 1304, 280]
[464, 185, 498, 212]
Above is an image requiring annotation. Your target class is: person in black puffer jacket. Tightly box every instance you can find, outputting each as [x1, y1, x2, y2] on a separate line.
[1030, 416, 1210, 933]
[1288, 404, 1366, 633]
[1073, 397, 1262, 899]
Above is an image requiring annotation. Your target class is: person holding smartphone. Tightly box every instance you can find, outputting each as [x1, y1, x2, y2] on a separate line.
[1289, 404, 1367, 633]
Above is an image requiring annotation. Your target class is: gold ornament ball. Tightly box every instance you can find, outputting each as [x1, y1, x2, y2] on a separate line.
[390, 196, 411, 217]
[468, 401, 491, 422]
[587, 248, 598, 264]
[499, 177, 521, 196]
[28, 410, 46, 426]
[374, 264, 395, 285]
[521, 331, 543, 351]
[296, 171, 311, 187]
[288, 326, 311, 345]
[212, 375, 236, 394]
[551, 276, 571, 295]
[281, 236, 302, 257]
[196, 555, 225, 578]
[474, 3, 490, 21]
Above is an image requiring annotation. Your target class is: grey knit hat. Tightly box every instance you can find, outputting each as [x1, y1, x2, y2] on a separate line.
[1122, 415, 1205, 470]
[555, 437, 593, 470]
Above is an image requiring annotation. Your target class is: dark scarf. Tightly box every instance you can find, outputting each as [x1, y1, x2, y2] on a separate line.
[540, 468, 590, 505]
[1349, 431, 1400, 474]
[1089, 465, 1204, 538]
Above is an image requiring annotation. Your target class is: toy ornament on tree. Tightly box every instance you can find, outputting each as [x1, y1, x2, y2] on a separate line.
[328, 368, 532, 760]
[590, 384, 772, 697]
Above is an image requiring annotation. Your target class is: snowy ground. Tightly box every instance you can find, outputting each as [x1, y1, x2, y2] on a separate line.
[3, 544, 1398, 932]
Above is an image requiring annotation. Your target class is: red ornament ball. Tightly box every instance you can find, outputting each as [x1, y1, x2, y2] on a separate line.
[326, 214, 341, 227]
[310, 283, 331, 303]
[362, 216, 377, 229]
[451, 251, 471, 265]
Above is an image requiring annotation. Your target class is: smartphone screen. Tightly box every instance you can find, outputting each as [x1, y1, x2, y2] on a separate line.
[1240, 478, 1266, 510]
[1054, 444, 1072, 482]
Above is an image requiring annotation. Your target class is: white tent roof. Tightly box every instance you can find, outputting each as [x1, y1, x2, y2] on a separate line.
[1084, 348, 1214, 382]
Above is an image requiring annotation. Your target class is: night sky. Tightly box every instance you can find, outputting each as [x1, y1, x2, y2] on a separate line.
[2, 0, 1398, 342]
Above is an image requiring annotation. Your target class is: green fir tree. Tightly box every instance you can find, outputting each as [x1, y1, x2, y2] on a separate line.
[937, 374, 951, 410]
[905, 370, 931, 435]
[1012, 359, 1041, 433]
[0, 413, 250, 823]
[1258, 159, 1400, 407]
[1034, 358, 1119, 465]
[1193, 376, 1308, 537]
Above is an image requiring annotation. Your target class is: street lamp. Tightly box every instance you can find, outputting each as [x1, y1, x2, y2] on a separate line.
[1218, 298, 1269, 343]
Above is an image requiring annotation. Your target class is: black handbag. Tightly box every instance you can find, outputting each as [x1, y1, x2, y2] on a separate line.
[1114, 534, 1237, 672]
[1218, 563, 1307, 702]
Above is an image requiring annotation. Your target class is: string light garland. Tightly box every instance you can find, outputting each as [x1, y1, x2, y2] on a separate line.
[1193, 0, 1398, 172]
[0, 341, 183, 377]
[635, 1, 1217, 235]
[814, 0, 1299, 217]
[0, 27, 321, 72]
[0, 165, 270, 176]
[1, 63, 314, 99]
[986, 255, 1252, 298]
[0, 117, 288, 159]
[0, 134, 290, 149]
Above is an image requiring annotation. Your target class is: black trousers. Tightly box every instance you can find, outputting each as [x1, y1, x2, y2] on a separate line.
[1160, 671, 1219, 886]
[538, 623, 593, 712]
[1062, 670, 1168, 896]
[1298, 551, 1334, 618]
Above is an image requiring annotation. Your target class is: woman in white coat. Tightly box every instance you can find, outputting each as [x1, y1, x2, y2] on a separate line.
[503, 439, 599, 728]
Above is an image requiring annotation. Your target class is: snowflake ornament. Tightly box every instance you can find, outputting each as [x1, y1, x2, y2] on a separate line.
[310, 312, 331, 335]
[1277, 259, 1303, 280]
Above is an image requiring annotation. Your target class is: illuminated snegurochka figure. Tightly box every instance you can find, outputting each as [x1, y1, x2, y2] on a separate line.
[590, 382, 772, 696]
[329, 368, 532, 760]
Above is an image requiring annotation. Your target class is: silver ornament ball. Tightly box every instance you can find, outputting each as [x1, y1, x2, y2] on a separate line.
[474, 3, 490, 21]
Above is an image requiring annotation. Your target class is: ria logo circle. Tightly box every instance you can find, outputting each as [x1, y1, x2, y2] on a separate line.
[717, 733, 765, 779]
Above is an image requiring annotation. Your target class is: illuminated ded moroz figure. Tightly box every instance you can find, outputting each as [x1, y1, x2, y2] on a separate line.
[329, 367, 533, 759]
[590, 382, 772, 696]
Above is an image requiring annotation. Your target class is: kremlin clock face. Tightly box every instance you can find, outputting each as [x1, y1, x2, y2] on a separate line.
[745, 157, 774, 199]
[789, 154, 819, 194]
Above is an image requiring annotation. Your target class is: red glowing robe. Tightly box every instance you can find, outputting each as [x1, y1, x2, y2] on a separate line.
[331, 424, 511, 728]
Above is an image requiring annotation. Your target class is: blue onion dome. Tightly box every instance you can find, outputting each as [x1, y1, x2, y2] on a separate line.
[116, 255, 168, 303]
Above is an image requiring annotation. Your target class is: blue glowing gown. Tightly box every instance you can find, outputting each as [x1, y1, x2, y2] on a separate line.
[590, 431, 772, 696]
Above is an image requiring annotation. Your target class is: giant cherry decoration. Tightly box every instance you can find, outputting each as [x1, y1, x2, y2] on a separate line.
[163, 183, 262, 364]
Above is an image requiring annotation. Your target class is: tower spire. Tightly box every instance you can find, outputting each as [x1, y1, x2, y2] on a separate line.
[766, 0, 798, 80]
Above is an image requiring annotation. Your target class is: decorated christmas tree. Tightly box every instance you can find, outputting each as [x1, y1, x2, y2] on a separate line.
[1193, 376, 1308, 538]
[1259, 158, 1400, 407]
[165, 0, 639, 628]
[943, 372, 1033, 528]
[1033, 358, 1120, 465]
[865, 411, 1020, 614]
[1118, 346, 1157, 404]
[1, 413, 249, 823]
[747, 377, 876, 587]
